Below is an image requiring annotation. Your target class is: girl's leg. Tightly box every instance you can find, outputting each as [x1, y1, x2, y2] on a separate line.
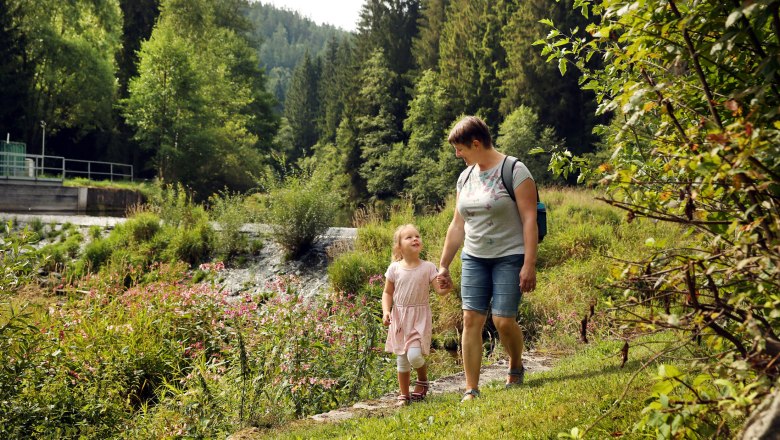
[406, 346, 428, 397]
[397, 353, 412, 396]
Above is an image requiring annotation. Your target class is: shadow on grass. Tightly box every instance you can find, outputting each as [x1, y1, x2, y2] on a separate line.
[522, 359, 646, 389]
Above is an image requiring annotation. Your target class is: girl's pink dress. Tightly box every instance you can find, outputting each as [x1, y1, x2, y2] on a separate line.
[384, 260, 438, 355]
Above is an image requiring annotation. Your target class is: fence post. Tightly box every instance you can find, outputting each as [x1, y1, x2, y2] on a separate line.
[110, 163, 114, 182]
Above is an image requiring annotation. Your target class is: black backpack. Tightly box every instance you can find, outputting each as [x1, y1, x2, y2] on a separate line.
[462, 155, 547, 243]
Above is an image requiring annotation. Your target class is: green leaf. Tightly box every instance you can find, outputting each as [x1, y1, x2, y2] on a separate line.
[659, 364, 681, 378]
[539, 18, 554, 27]
[558, 58, 567, 76]
[529, 147, 545, 155]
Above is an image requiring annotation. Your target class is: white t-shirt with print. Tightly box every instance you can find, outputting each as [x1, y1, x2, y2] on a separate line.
[456, 159, 533, 258]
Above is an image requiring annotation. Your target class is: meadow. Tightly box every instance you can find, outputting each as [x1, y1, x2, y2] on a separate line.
[1, 185, 718, 439]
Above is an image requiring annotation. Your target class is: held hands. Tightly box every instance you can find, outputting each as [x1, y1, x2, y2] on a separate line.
[382, 311, 391, 326]
[436, 267, 453, 291]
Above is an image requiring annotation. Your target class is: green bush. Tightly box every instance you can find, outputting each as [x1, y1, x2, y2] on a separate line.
[263, 169, 345, 258]
[328, 251, 386, 295]
[123, 212, 161, 243]
[83, 237, 114, 271]
[354, 224, 392, 257]
[208, 190, 249, 260]
[165, 221, 212, 266]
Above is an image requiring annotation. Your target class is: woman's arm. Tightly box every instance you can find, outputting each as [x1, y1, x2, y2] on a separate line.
[382, 279, 394, 326]
[514, 178, 538, 292]
[439, 202, 466, 269]
[438, 202, 466, 283]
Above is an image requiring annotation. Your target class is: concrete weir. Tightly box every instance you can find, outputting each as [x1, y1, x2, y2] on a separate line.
[0, 180, 143, 215]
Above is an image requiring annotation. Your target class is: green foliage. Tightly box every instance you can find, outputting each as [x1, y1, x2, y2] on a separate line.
[123, 0, 278, 196]
[328, 251, 386, 295]
[0, 223, 40, 295]
[539, 0, 780, 435]
[284, 52, 321, 160]
[496, 105, 561, 185]
[438, 0, 508, 127]
[261, 168, 345, 258]
[355, 49, 404, 200]
[9, 0, 122, 141]
[208, 190, 250, 261]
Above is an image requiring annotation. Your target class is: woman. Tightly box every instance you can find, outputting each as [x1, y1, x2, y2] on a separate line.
[437, 115, 538, 402]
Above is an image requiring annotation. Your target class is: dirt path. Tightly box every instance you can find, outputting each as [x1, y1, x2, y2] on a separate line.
[308, 352, 553, 423]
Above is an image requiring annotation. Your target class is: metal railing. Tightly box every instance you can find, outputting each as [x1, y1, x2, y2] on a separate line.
[0, 151, 133, 182]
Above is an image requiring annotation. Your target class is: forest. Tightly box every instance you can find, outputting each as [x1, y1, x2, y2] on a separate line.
[1, 0, 597, 204]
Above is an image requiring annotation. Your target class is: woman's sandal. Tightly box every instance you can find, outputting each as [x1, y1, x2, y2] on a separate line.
[411, 380, 430, 402]
[461, 388, 480, 402]
[396, 394, 411, 406]
[505, 366, 525, 389]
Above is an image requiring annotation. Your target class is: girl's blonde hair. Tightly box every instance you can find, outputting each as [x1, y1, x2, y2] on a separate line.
[392, 224, 419, 262]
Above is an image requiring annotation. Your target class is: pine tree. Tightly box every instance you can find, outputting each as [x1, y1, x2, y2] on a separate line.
[499, 0, 599, 155]
[412, 0, 448, 72]
[284, 51, 321, 161]
[438, 0, 513, 129]
[356, 0, 421, 133]
[354, 49, 403, 199]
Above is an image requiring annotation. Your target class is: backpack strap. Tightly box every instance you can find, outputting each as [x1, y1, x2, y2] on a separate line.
[462, 164, 476, 186]
[502, 155, 540, 203]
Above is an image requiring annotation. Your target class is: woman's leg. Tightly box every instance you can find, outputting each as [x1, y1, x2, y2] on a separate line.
[459, 253, 491, 393]
[492, 315, 524, 377]
[462, 310, 487, 391]
[490, 254, 526, 384]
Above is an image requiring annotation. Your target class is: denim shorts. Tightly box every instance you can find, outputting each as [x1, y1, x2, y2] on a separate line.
[460, 252, 525, 317]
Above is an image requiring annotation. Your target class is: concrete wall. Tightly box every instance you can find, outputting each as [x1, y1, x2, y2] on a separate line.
[0, 181, 143, 215]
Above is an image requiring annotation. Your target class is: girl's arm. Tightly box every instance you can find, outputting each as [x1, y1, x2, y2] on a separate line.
[382, 279, 394, 326]
[514, 178, 538, 293]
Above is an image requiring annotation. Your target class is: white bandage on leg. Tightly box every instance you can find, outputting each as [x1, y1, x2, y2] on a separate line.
[407, 347, 425, 370]
[397, 353, 411, 373]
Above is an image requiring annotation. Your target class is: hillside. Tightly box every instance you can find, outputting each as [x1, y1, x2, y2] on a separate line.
[246, 2, 351, 110]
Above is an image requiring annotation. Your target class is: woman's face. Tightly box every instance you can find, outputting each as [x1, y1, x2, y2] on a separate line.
[452, 141, 477, 165]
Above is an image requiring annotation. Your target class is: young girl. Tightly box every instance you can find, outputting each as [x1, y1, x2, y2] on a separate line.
[382, 224, 450, 406]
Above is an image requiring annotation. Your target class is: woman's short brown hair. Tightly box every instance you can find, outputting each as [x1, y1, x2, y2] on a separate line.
[447, 116, 492, 148]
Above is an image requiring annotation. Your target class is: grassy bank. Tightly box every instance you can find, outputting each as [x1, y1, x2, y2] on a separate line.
[1, 187, 699, 438]
[264, 337, 669, 439]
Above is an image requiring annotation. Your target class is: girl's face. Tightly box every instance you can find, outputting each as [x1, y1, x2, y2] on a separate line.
[398, 226, 422, 257]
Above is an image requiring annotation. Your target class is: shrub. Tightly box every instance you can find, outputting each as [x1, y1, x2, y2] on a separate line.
[208, 190, 249, 261]
[263, 169, 345, 258]
[82, 237, 114, 271]
[165, 221, 212, 266]
[123, 212, 161, 243]
[328, 251, 386, 295]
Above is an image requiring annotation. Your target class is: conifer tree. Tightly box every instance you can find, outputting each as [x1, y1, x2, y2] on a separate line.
[354, 49, 403, 199]
[438, 0, 513, 129]
[284, 51, 321, 161]
[412, 0, 448, 72]
[500, 0, 598, 155]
